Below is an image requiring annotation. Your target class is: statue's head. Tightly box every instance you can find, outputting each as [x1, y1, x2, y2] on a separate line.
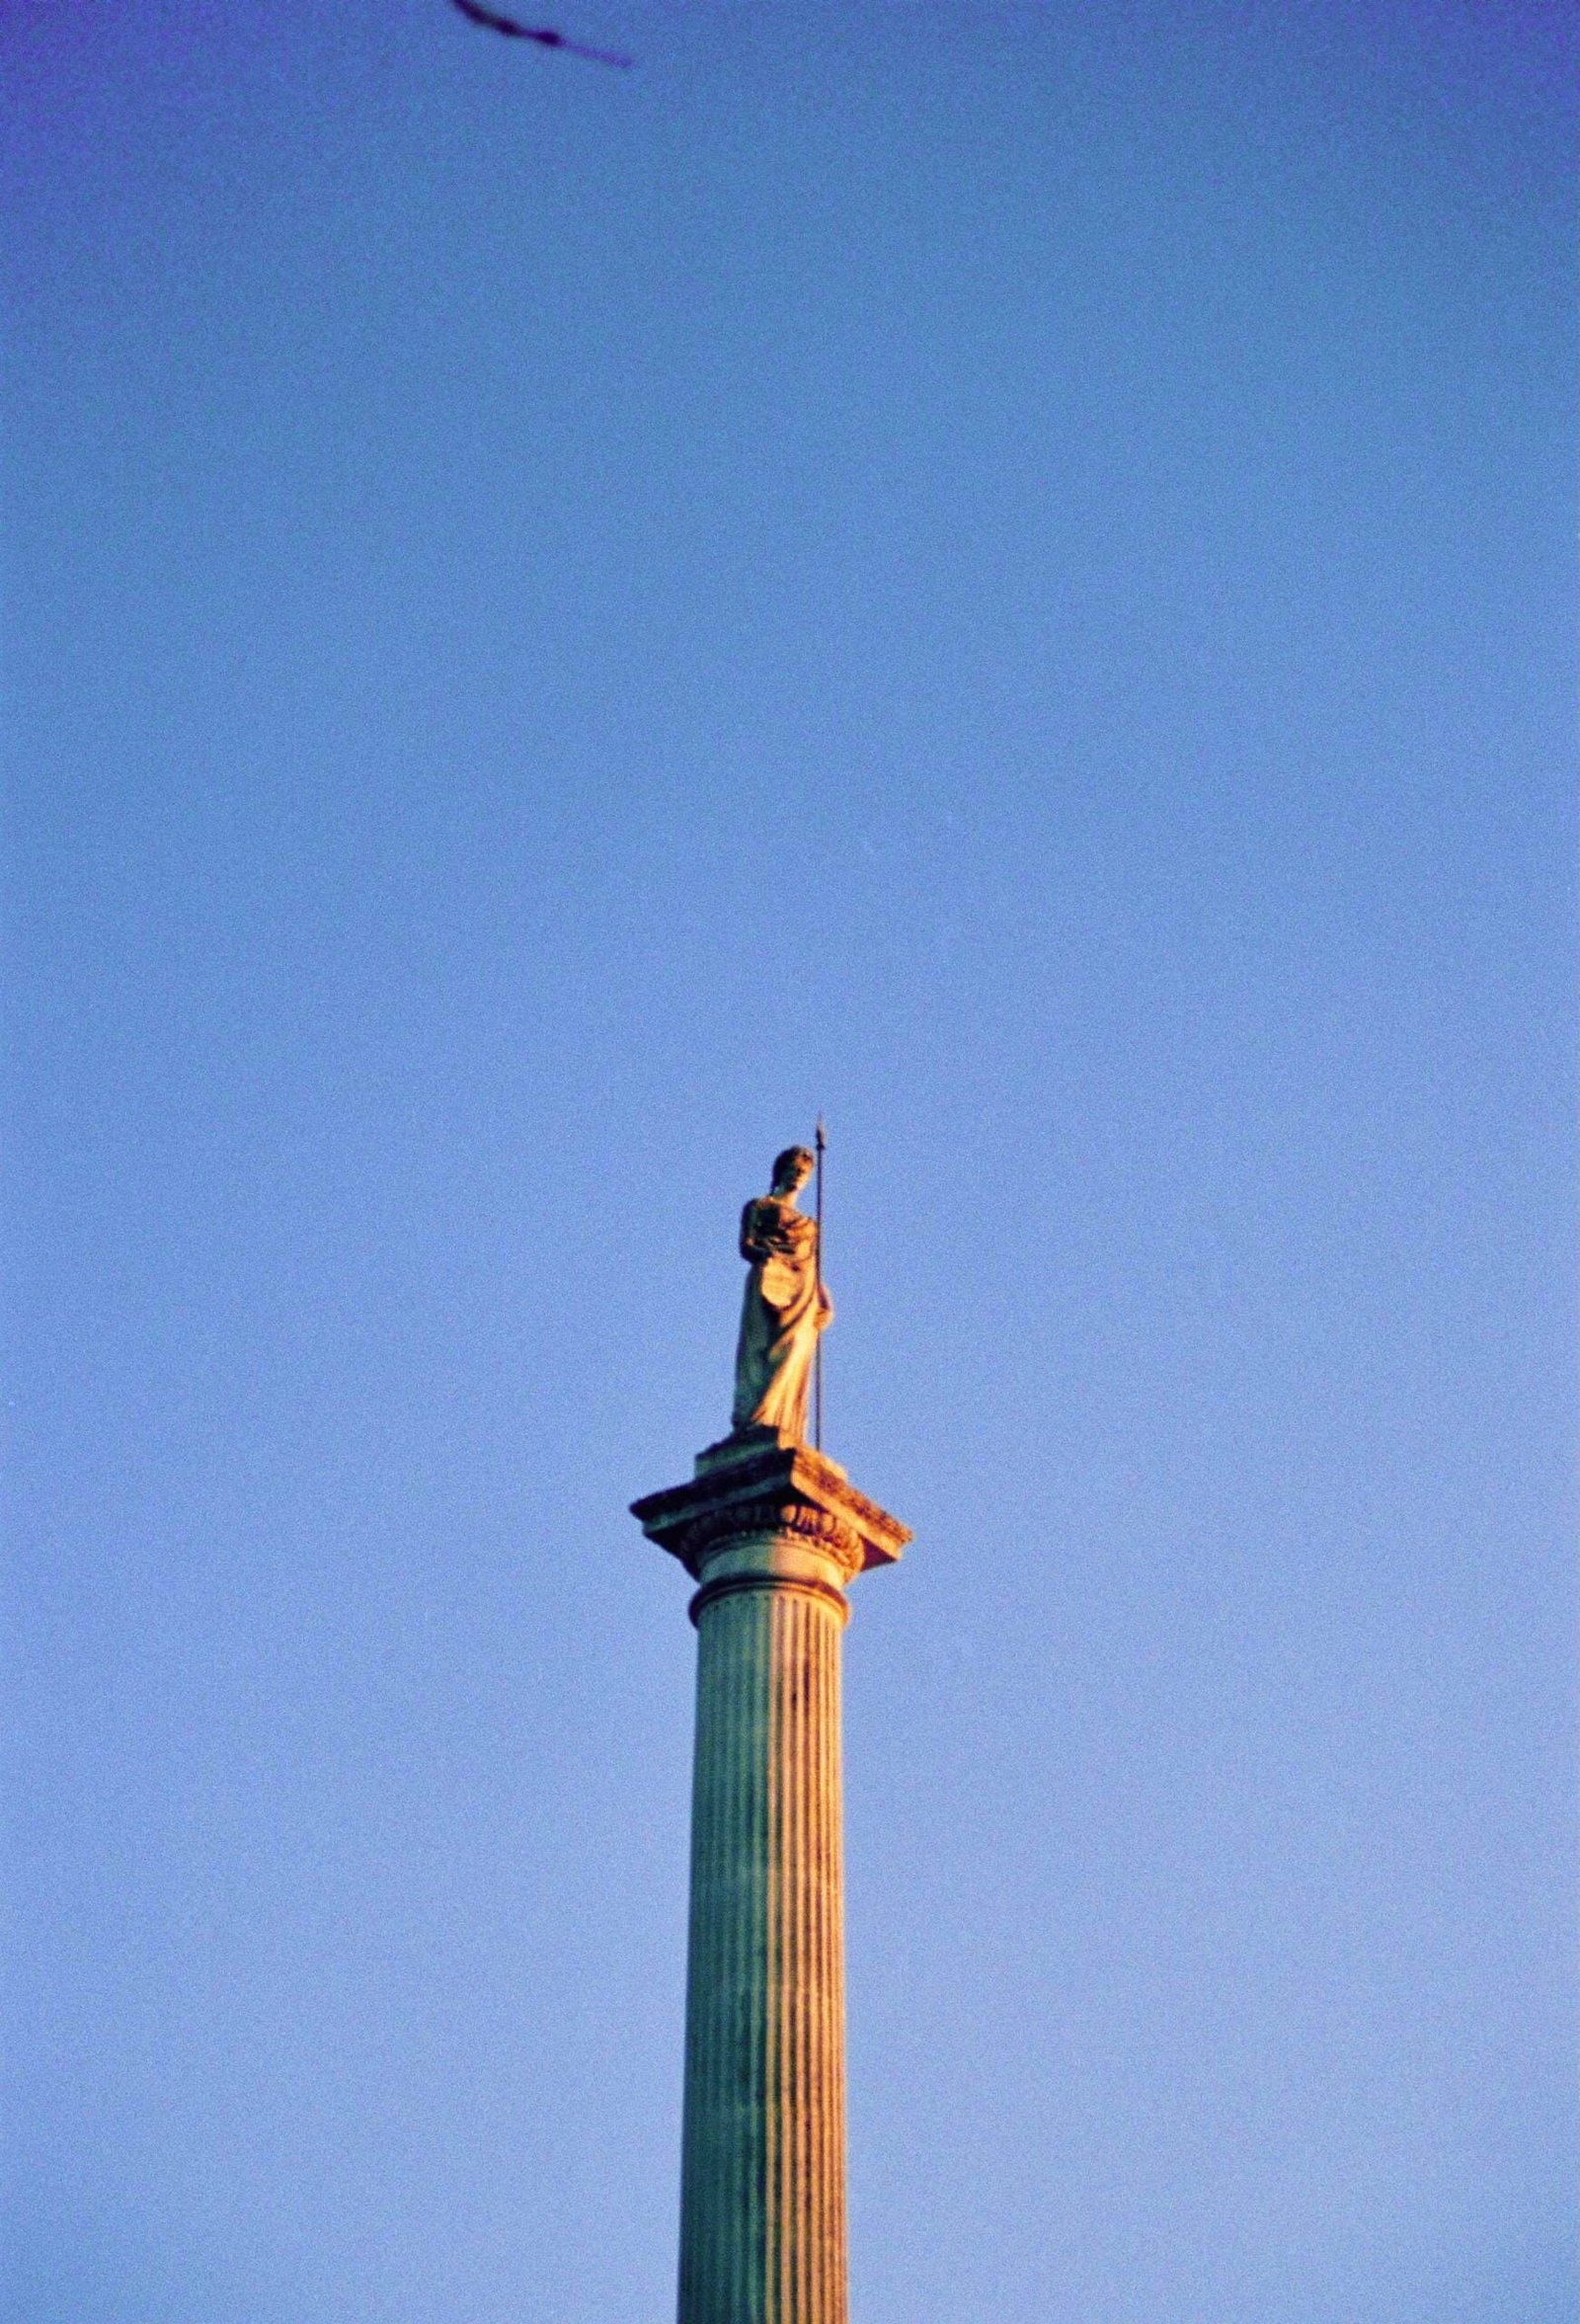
[771, 1145, 816, 1195]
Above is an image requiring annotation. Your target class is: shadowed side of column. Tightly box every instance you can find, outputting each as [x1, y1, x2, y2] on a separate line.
[678, 1581, 770, 2321]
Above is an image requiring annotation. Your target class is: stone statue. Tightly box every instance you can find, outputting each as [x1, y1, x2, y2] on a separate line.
[732, 1146, 832, 1440]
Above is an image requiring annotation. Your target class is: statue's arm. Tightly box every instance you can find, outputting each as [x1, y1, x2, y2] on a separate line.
[741, 1197, 803, 1265]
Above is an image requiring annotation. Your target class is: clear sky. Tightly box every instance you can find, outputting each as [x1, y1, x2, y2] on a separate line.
[4, 4, 1573, 2320]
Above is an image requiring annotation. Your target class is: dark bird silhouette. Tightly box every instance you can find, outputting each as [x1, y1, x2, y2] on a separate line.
[446, 0, 632, 66]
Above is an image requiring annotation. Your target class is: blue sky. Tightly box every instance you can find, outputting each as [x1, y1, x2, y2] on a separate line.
[5, 4, 1574, 2319]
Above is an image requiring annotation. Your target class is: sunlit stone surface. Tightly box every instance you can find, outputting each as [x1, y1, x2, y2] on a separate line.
[632, 1429, 908, 2324]
[730, 1145, 832, 1442]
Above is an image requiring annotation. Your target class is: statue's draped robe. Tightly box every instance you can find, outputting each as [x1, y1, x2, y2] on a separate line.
[732, 1194, 831, 1440]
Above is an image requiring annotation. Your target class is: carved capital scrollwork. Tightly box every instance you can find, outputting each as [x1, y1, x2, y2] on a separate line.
[681, 1498, 865, 1579]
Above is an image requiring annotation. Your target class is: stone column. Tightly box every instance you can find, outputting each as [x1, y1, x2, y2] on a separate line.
[632, 1429, 909, 2324]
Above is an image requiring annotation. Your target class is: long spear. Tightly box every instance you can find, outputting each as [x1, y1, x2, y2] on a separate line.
[814, 1117, 827, 1452]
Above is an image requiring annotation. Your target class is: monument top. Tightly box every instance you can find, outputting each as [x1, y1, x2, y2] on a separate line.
[731, 1144, 831, 1444]
[630, 1148, 910, 1583]
[631, 1426, 910, 1580]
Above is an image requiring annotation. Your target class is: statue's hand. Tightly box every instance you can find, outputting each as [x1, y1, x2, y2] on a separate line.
[758, 1255, 800, 1310]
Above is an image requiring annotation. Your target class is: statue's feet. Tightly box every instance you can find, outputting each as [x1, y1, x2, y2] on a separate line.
[696, 1424, 800, 1474]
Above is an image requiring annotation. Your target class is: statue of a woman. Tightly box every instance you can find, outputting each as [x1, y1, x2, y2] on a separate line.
[731, 1145, 833, 1440]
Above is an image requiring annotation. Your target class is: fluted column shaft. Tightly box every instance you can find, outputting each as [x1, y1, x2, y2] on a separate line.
[631, 1435, 908, 2324]
[677, 1535, 850, 2324]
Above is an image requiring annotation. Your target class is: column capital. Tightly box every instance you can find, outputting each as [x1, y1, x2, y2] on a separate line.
[631, 1427, 911, 1585]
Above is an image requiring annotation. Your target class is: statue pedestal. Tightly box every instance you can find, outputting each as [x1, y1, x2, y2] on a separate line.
[632, 1435, 909, 2324]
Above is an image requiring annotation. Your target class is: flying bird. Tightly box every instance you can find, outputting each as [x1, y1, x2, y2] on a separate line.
[446, 0, 633, 66]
